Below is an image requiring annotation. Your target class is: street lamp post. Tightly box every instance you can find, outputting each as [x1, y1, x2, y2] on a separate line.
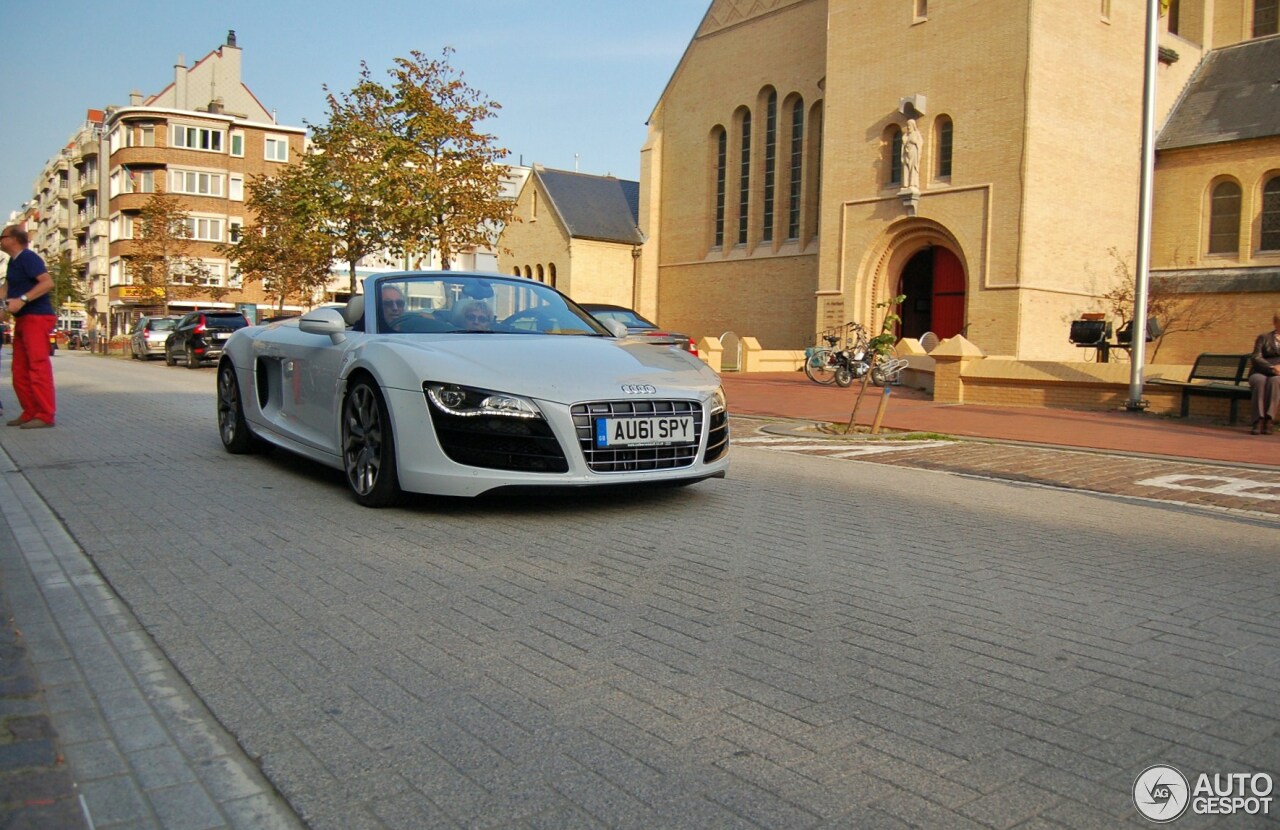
[1126, 0, 1161, 411]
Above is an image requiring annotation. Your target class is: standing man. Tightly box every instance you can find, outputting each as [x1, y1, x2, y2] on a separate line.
[0, 226, 56, 428]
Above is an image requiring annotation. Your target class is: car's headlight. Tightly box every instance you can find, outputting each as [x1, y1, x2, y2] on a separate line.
[710, 386, 727, 416]
[424, 383, 544, 419]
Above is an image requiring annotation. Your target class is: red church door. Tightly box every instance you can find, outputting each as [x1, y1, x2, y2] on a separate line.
[931, 247, 965, 339]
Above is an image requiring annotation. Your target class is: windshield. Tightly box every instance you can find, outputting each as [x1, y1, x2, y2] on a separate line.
[152, 319, 176, 331]
[587, 308, 655, 330]
[371, 275, 610, 337]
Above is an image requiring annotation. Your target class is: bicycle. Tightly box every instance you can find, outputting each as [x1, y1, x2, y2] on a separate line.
[804, 323, 883, 387]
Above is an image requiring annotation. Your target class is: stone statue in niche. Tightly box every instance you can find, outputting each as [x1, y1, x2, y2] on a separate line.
[901, 119, 923, 191]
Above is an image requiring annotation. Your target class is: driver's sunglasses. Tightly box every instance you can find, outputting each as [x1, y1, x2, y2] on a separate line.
[382, 299, 406, 310]
[466, 313, 490, 323]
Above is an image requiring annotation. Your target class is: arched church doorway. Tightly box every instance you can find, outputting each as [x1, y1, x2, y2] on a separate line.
[896, 246, 965, 340]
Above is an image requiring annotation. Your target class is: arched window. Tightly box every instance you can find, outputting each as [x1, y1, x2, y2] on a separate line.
[738, 110, 751, 245]
[524, 265, 532, 279]
[548, 263, 557, 288]
[1262, 177, 1280, 251]
[512, 267, 520, 276]
[886, 125, 903, 187]
[762, 90, 777, 243]
[712, 127, 727, 248]
[788, 98, 804, 240]
[1208, 180, 1242, 254]
[935, 116, 953, 179]
[1255, 0, 1278, 37]
[536, 264, 544, 282]
[1168, 0, 1181, 34]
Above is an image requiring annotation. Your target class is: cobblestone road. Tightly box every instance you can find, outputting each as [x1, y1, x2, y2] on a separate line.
[0, 353, 1277, 829]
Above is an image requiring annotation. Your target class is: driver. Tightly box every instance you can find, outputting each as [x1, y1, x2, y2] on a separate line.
[457, 299, 493, 332]
[381, 285, 408, 330]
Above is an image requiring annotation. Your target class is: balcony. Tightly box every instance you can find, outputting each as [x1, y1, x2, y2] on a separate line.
[110, 146, 168, 167]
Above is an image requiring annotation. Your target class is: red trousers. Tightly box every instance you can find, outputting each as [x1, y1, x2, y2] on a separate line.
[12, 314, 56, 424]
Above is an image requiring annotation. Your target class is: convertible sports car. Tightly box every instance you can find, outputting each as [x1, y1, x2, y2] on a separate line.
[216, 272, 730, 506]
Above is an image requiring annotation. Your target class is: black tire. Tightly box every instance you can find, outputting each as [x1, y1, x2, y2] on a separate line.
[217, 362, 258, 454]
[834, 365, 854, 387]
[342, 378, 403, 507]
[165, 345, 177, 367]
[186, 345, 200, 369]
[803, 349, 837, 385]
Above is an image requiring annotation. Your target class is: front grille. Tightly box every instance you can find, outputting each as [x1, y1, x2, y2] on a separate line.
[428, 409, 568, 473]
[571, 400, 703, 473]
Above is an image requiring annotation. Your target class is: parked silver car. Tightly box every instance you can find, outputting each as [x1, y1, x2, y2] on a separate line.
[130, 316, 180, 360]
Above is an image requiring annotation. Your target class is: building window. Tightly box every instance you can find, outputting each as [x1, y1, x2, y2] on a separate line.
[138, 125, 154, 147]
[788, 99, 804, 240]
[229, 175, 244, 201]
[171, 124, 224, 152]
[230, 131, 245, 157]
[548, 263, 556, 288]
[1208, 180, 1242, 254]
[135, 170, 154, 193]
[738, 110, 751, 245]
[713, 127, 727, 248]
[229, 220, 243, 244]
[264, 136, 289, 162]
[170, 170, 224, 197]
[1255, 0, 1279, 37]
[184, 216, 224, 242]
[1168, 0, 1181, 34]
[762, 90, 777, 244]
[887, 125, 903, 187]
[1262, 177, 1280, 251]
[936, 116, 953, 179]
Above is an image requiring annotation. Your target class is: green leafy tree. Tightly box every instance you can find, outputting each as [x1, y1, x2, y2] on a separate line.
[306, 64, 398, 295]
[130, 190, 210, 314]
[381, 48, 515, 269]
[48, 253, 84, 311]
[220, 167, 334, 314]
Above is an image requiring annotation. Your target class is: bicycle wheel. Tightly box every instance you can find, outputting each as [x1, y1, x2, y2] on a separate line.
[804, 349, 838, 385]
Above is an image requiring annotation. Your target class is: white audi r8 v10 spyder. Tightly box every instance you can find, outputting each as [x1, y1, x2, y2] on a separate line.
[216, 272, 729, 506]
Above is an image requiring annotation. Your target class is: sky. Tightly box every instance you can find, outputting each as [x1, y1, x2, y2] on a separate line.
[0, 0, 710, 216]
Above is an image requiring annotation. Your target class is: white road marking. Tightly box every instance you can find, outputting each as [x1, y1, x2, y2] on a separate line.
[1136, 474, 1280, 502]
[733, 435, 954, 457]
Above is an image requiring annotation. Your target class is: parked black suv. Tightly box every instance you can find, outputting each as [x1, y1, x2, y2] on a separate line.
[165, 310, 250, 368]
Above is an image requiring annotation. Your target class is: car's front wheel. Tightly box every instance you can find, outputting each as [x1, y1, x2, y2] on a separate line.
[342, 378, 403, 507]
[217, 362, 258, 454]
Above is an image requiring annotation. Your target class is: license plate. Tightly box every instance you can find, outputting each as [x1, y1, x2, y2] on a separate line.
[595, 416, 695, 448]
[213, 332, 230, 340]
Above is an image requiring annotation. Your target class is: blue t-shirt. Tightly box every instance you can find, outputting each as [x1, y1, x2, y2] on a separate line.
[6, 249, 55, 316]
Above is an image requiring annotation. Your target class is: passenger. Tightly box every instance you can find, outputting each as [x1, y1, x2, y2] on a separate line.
[1248, 310, 1280, 435]
[457, 300, 493, 332]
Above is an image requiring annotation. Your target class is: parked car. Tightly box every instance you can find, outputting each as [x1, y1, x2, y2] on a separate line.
[165, 310, 250, 368]
[579, 303, 699, 357]
[217, 272, 730, 506]
[130, 316, 179, 360]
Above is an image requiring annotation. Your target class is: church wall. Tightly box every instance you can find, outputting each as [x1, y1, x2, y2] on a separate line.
[497, 177, 571, 286]
[652, 0, 827, 350]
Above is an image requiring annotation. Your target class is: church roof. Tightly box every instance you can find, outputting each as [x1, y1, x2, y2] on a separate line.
[1158, 35, 1280, 150]
[536, 169, 643, 245]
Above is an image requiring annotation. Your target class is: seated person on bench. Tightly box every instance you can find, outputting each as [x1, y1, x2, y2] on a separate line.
[1248, 310, 1280, 435]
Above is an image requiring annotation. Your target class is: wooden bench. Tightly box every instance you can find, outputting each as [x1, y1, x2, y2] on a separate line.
[1150, 353, 1251, 423]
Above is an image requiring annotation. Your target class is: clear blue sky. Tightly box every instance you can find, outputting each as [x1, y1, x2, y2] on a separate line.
[0, 0, 709, 216]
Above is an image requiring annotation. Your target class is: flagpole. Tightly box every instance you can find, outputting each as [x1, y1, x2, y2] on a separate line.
[1126, 0, 1161, 411]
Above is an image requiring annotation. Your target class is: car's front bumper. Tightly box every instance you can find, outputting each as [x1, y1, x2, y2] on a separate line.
[385, 386, 730, 497]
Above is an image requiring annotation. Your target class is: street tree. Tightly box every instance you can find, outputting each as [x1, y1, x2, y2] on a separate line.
[48, 252, 85, 313]
[130, 190, 212, 314]
[1101, 247, 1231, 361]
[306, 64, 398, 295]
[221, 167, 334, 314]
[381, 48, 515, 269]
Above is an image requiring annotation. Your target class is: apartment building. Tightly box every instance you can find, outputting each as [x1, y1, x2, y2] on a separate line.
[100, 31, 306, 336]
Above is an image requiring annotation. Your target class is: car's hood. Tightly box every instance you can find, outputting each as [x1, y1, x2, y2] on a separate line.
[376, 334, 718, 402]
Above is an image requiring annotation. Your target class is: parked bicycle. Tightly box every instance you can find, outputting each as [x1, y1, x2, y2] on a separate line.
[804, 323, 894, 387]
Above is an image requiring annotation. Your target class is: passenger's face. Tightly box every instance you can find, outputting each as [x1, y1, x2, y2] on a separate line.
[382, 288, 406, 321]
[463, 305, 492, 331]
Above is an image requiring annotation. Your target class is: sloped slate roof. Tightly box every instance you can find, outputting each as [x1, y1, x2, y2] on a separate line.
[537, 169, 643, 245]
[1158, 35, 1280, 150]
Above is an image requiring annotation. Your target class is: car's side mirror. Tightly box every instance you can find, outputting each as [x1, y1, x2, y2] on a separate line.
[603, 319, 629, 339]
[299, 307, 347, 344]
